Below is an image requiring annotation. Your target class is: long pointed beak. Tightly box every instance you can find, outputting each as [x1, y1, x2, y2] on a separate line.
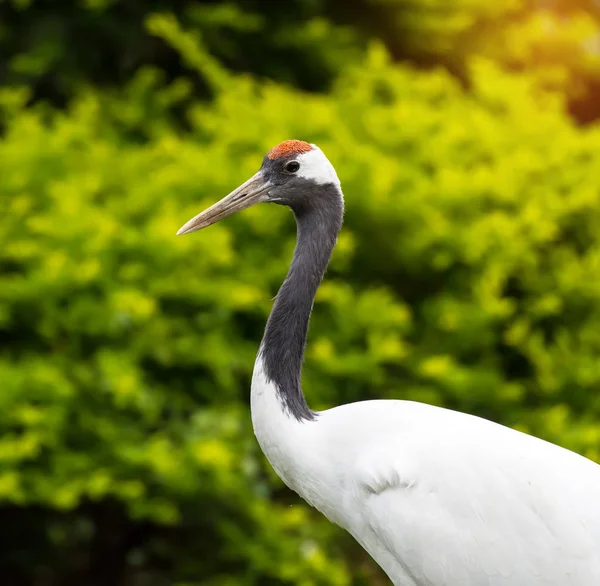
[177, 172, 271, 235]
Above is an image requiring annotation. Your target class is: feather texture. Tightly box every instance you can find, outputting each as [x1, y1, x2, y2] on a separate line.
[252, 378, 600, 585]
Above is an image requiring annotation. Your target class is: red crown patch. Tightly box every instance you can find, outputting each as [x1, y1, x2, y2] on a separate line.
[267, 140, 314, 160]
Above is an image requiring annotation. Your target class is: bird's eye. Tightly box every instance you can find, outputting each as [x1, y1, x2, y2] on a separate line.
[285, 161, 300, 173]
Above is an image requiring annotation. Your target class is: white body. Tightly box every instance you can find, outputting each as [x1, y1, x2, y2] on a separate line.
[252, 357, 600, 585]
[179, 141, 600, 585]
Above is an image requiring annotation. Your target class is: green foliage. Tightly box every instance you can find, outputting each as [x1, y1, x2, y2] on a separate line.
[0, 0, 359, 105]
[3, 0, 600, 122]
[2, 25, 600, 586]
[338, 0, 600, 121]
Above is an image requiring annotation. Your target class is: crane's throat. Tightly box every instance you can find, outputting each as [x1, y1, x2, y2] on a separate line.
[256, 184, 344, 421]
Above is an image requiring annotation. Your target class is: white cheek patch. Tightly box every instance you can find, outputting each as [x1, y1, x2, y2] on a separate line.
[296, 146, 341, 186]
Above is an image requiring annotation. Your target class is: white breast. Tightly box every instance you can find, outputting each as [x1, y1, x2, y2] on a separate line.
[250, 356, 351, 526]
[250, 357, 318, 490]
[250, 366, 600, 586]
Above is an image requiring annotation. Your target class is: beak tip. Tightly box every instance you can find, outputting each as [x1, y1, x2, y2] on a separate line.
[176, 224, 195, 236]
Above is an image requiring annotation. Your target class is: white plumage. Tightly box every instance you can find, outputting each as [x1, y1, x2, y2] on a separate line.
[179, 140, 600, 585]
[253, 356, 600, 585]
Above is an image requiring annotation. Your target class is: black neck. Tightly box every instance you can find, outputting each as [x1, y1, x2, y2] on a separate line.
[259, 184, 344, 421]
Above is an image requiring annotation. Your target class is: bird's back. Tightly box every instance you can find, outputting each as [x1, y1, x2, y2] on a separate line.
[299, 400, 600, 586]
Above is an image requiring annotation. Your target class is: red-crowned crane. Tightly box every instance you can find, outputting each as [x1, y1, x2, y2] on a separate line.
[177, 140, 600, 585]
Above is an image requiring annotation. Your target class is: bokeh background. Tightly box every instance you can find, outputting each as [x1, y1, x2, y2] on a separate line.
[1, 1, 600, 585]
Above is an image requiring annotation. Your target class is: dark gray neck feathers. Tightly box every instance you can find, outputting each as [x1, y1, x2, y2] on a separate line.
[260, 181, 344, 421]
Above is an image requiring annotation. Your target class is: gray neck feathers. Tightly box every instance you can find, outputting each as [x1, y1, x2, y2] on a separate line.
[260, 184, 344, 421]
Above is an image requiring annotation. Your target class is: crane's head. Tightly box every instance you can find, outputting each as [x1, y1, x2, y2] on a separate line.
[177, 140, 341, 235]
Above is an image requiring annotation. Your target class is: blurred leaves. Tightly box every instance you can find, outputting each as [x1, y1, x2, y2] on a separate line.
[1, 2, 600, 586]
[2, 0, 600, 120]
